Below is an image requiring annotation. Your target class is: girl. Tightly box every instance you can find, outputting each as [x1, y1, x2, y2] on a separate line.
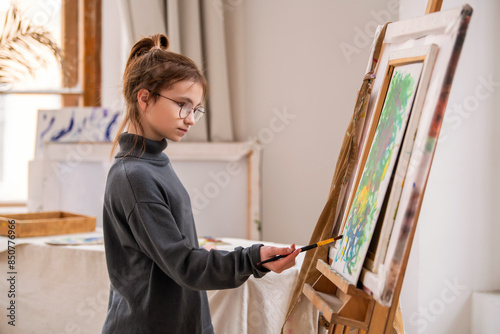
[102, 33, 300, 334]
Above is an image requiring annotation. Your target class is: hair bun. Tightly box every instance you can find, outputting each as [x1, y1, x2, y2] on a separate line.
[128, 39, 155, 61]
[151, 33, 169, 51]
[127, 34, 170, 64]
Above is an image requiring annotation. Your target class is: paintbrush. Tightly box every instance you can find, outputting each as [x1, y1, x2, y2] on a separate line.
[257, 235, 343, 266]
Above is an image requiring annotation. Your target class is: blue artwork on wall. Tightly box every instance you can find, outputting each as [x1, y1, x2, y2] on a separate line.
[35, 107, 122, 157]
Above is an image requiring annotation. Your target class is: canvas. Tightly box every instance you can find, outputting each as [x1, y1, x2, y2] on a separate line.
[332, 62, 422, 284]
[367, 45, 439, 275]
[35, 107, 122, 158]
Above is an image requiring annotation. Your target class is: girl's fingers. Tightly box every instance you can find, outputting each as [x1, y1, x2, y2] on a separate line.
[262, 247, 301, 273]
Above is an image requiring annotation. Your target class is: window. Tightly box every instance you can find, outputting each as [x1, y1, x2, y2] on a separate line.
[0, 0, 101, 204]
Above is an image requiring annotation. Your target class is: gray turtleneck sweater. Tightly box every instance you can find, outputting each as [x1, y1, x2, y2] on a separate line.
[102, 133, 269, 334]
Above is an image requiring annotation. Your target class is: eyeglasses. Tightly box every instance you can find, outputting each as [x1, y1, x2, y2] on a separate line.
[153, 92, 205, 122]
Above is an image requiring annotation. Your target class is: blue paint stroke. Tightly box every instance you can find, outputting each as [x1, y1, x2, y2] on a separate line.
[40, 116, 55, 142]
[105, 112, 120, 141]
[50, 113, 75, 141]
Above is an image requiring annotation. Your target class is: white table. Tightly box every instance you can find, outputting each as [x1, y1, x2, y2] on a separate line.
[0, 231, 312, 333]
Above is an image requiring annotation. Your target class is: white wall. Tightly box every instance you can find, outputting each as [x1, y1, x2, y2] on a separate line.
[224, 0, 398, 245]
[398, 1, 500, 333]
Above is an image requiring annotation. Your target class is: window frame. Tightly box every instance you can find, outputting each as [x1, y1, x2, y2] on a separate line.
[63, 0, 102, 107]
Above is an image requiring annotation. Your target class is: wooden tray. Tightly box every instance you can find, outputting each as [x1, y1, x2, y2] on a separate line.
[0, 211, 96, 237]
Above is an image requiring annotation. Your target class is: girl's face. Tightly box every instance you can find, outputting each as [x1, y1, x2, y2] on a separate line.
[137, 80, 204, 142]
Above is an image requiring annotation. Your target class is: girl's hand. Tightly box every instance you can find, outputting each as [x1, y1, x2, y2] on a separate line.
[259, 244, 301, 273]
[202, 244, 218, 251]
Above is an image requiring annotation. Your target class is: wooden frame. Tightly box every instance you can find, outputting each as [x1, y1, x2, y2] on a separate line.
[332, 45, 438, 287]
[79, 0, 102, 106]
[366, 45, 439, 274]
[61, 0, 102, 107]
[61, 0, 79, 106]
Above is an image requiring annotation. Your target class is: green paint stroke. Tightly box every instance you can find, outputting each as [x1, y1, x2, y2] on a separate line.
[336, 70, 417, 276]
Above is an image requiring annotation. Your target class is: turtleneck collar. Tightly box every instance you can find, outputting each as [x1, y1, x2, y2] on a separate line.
[116, 133, 168, 160]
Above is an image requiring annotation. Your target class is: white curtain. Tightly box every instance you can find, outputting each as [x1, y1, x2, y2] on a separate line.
[118, 0, 234, 142]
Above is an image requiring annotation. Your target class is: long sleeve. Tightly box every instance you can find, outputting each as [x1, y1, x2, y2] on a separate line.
[102, 133, 268, 334]
[128, 201, 267, 291]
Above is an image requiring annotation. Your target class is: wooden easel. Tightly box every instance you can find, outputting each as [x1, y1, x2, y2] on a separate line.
[301, 1, 443, 333]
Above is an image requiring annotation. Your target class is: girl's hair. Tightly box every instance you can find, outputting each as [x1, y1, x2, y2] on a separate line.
[111, 33, 208, 156]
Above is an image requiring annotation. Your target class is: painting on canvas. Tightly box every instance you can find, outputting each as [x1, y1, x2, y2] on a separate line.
[366, 45, 439, 275]
[35, 107, 122, 157]
[333, 62, 423, 284]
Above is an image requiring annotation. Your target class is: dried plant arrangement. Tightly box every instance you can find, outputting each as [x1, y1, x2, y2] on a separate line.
[0, 3, 66, 89]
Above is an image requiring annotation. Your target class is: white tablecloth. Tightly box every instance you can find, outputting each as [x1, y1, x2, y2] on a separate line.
[0, 231, 314, 333]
